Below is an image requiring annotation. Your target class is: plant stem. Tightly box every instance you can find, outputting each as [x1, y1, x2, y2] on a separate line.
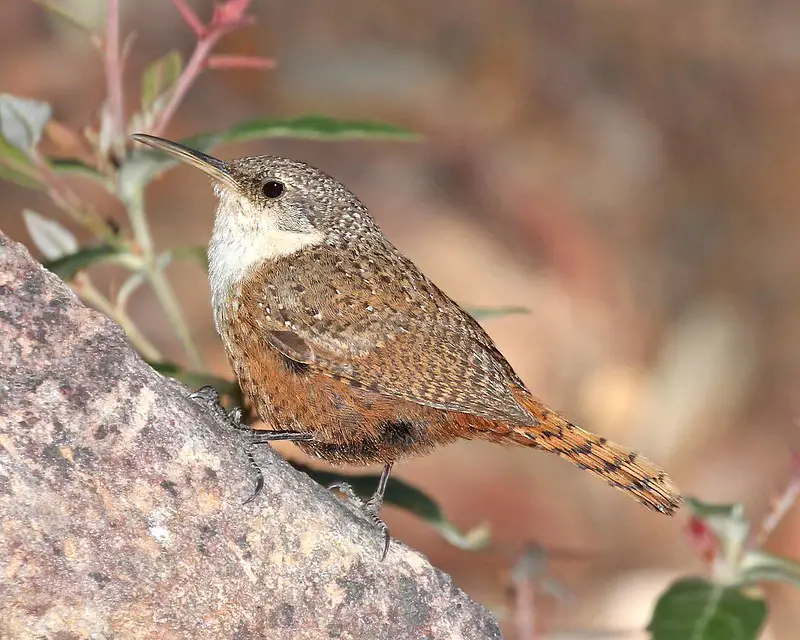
[206, 55, 276, 70]
[170, 0, 205, 36]
[126, 186, 203, 369]
[751, 452, 800, 548]
[126, 183, 154, 255]
[150, 32, 218, 138]
[151, 0, 262, 137]
[74, 273, 162, 362]
[149, 266, 203, 369]
[31, 150, 114, 240]
[103, 0, 126, 160]
[511, 545, 544, 640]
[117, 0, 264, 369]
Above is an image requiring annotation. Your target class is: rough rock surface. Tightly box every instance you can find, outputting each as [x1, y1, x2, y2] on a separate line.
[0, 232, 502, 640]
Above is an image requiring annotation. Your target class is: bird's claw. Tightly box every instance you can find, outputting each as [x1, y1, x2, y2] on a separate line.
[189, 384, 218, 403]
[328, 481, 364, 507]
[190, 385, 246, 431]
[242, 446, 265, 505]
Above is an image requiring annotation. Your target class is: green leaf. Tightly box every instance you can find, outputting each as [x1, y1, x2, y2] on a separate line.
[50, 158, 107, 183]
[0, 163, 43, 189]
[467, 306, 530, 320]
[294, 462, 490, 550]
[740, 549, 800, 588]
[1, 144, 101, 189]
[126, 116, 419, 190]
[22, 210, 78, 260]
[0, 93, 52, 151]
[686, 498, 742, 521]
[42, 244, 127, 280]
[0, 133, 43, 188]
[687, 498, 750, 573]
[150, 361, 242, 402]
[28, 0, 95, 35]
[213, 115, 422, 144]
[648, 578, 767, 640]
[141, 50, 183, 111]
[0, 132, 36, 164]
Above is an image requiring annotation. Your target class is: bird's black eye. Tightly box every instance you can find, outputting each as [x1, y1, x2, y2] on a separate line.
[261, 180, 285, 199]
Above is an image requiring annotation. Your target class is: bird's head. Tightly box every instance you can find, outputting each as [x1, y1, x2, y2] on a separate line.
[132, 134, 379, 307]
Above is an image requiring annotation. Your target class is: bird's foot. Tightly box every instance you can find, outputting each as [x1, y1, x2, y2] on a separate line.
[190, 385, 264, 503]
[242, 430, 315, 505]
[329, 481, 391, 560]
[189, 385, 246, 431]
[242, 446, 265, 505]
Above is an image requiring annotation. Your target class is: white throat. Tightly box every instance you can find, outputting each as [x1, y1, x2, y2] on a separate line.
[207, 187, 324, 326]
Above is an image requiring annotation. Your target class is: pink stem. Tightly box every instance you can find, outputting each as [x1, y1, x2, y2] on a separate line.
[149, 1, 259, 138]
[103, 0, 126, 158]
[751, 452, 800, 548]
[207, 54, 276, 70]
[512, 545, 543, 640]
[170, 0, 205, 36]
[150, 33, 219, 137]
[514, 579, 537, 640]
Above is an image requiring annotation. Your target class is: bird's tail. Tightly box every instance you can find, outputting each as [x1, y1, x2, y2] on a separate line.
[482, 393, 682, 515]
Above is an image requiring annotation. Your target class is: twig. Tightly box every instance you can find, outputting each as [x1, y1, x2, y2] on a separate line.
[511, 544, 546, 640]
[751, 452, 800, 548]
[149, 266, 203, 368]
[30, 150, 113, 240]
[170, 0, 206, 36]
[150, 27, 220, 138]
[207, 55, 277, 70]
[150, 0, 270, 137]
[125, 186, 203, 369]
[103, 0, 126, 160]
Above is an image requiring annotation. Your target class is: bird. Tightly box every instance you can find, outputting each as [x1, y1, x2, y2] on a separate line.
[132, 133, 682, 558]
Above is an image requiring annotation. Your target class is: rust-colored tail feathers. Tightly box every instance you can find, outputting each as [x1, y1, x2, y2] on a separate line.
[489, 394, 682, 515]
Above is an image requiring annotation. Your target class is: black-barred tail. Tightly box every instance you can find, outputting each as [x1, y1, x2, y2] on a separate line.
[497, 394, 682, 514]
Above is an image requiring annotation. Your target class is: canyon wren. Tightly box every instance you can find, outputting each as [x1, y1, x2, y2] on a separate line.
[133, 133, 682, 557]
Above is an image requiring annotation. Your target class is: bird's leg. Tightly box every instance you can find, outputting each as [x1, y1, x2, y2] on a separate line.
[190, 385, 315, 503]
[329, 461, 394, 560]
[239, 429, 316, 505]
[365, 461, 393, 516]
[240, 429, 316, 504]
[250, 430, 315, 443]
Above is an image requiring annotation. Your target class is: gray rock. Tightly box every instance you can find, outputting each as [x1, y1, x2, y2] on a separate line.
[0, 232, 502, 640]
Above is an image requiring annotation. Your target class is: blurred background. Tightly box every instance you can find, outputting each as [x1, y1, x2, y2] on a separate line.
[3, 1, 800, 637]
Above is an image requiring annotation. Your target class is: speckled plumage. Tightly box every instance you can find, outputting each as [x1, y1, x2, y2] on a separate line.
[132, 134, 682, 521]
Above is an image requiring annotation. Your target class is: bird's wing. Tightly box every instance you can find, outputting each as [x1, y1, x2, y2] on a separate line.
[236, 245, 536, 425]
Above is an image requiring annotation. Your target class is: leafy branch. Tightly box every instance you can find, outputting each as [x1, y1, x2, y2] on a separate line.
[150, 0, 276, 138]
[647, 453, 800, 640]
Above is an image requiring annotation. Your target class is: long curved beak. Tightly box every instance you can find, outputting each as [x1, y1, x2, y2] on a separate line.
[131, 133, 239, 191]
